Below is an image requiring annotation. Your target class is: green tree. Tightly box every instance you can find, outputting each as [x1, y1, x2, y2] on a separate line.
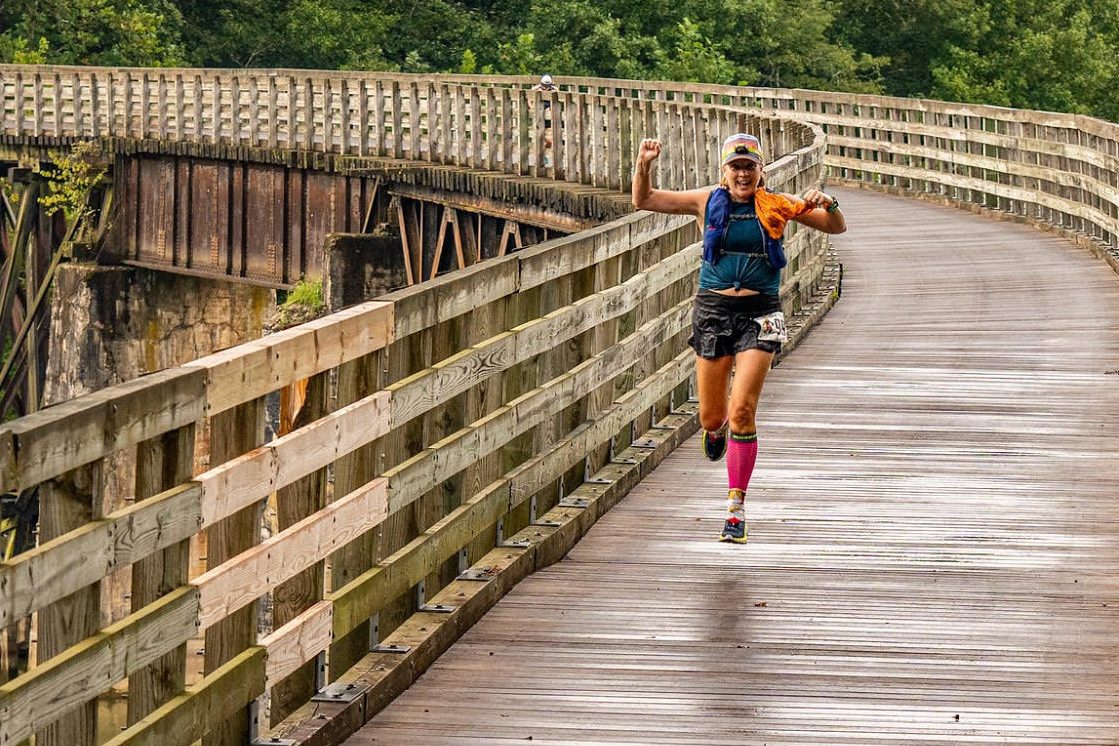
[656, 18, 738, 85]
[527, 0, 661, 79]
[179, 0, 393, 69]
[373, 0, 502, 74]
[930, 2, 1119, 120]
[747, 0, 884, 91]
[0, 0, 184, 66]
[830, 0, 984, 97]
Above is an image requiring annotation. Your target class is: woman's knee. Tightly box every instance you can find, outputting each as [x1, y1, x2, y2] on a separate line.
[728, 399, 758, 432]
[699, 403, 728, 432]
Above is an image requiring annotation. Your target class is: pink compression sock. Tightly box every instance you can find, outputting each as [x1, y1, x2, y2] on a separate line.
[726, 431, 758, 491]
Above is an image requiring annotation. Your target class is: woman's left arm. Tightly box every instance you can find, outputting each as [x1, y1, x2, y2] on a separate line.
[793, 188, 846, 234]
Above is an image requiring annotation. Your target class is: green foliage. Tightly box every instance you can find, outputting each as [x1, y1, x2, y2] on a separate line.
[460, 49, 479, 74]
[269, 278, 325, 331]
[283, 278, 324, 311]
[655, 18, 737, 85]
[527, 0, 660, 79]
[5, 0, 1119, 122]
[10, 37, 50, 64]
[178, 0, 392, 69]
[0, 0, 184, 66]
[929, 2, 1119, 120]
[496, 33, 543, 75]
[830, 0, 984, 97]
[39, 142, 107, 227]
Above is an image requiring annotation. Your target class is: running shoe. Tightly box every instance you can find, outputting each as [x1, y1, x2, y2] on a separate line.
[719, 514, 747, 544]
[702, 428, 728, 461]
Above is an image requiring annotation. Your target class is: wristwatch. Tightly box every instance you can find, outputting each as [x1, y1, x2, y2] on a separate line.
[826, 196, 840, 213]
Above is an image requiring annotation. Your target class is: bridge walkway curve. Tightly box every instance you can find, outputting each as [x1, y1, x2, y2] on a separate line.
[344, 187, 1119, 745]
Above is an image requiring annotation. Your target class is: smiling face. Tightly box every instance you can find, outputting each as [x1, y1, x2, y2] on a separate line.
[722, 158, 762, 202]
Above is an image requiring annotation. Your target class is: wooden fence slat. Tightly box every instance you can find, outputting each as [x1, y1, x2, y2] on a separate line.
[202, 398, 265, 746]
[128, 424, 195, 725]
[0, 483, 201, 627]
[0, 587, 199, 746]
[34, 462, 102, 746]
[0, 368, 204, 492]
[104, 647, 266, 746]
[194, 390, 390, 528]
[194, 478, 388, 630]
[329, 341, 694, 638]
[383, 296, 691, 516]
[385, 244, 695, 428]
[260, 600, 332, 691]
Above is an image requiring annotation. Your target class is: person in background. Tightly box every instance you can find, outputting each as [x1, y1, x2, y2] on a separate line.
[531, 74, 557, 163]
[631, 133, 846, 543]
[532, 74, 557, 93]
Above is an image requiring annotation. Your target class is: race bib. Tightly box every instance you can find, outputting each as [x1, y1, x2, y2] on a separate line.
[754, 311, 788, 343]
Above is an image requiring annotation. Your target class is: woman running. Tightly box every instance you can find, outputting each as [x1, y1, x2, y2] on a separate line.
[631, 133, 846, 543]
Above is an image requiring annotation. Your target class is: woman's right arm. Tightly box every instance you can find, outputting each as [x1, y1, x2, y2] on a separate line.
[631, 138, 710, 220]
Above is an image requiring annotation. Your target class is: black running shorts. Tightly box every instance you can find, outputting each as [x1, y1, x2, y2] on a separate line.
[687, 290, 784, 360]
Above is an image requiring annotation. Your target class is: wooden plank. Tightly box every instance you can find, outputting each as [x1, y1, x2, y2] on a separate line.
[195, 389, 390, 528]
[0, 427, 13, 492]
[129, 424, 195, 724]
[326, 348, 383, 677]
[188, 300, 393, 416]
[386, 245, 695, 429]
[35, 462, 102, 746]
[104, 647, 265, 746]
[269, 370, 329, 726]
[383, 296, 690, 521]
[0, 482, 201, 626]
[330, 476, 509, 635]
[382, 255, 517, 338]
[261, 600, 332, 691]
[202, 398, 264, 746]
[0, 587, 200, 746]
[2, 367, 204, 491]
[194, 477, 389, 630]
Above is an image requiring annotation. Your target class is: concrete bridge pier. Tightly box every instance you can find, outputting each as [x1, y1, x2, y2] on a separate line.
[41, 262, 274, 625]
[45, 263, 274, 407]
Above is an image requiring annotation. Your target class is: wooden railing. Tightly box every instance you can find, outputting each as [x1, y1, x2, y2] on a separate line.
[0, 66, 833, 745]
[0, 66, 811, 193]
[5, 65, 1115, 261]
[516, 74, 1119, 259]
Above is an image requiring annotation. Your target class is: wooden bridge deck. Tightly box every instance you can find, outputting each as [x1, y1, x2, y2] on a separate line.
[344, 188, 1119, 745]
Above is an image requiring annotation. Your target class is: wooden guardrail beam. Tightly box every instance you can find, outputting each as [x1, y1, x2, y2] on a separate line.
[0, 587, 200, 745]
[0, 368, 204, 493]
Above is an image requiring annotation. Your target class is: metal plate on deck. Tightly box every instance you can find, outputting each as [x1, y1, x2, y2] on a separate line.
[558, 496, 591, 508]
[457, 568, 496, 581]
[499, 538, 533, 549]
[311, 682, 365, 703]
[371, 643, 412, 654]
[419, 603, 457, 613]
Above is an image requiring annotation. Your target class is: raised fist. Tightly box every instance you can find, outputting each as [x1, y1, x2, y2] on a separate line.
[637, 138, 662, 164]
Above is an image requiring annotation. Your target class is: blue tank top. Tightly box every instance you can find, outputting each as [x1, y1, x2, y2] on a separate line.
[698, 197, 780, 295]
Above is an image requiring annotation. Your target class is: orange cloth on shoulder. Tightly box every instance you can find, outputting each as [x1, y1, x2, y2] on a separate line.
[753, 187, 814, 239]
